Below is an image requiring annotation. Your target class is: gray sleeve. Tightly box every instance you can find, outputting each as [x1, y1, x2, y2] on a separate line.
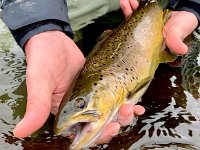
[0, 0, 73, 48]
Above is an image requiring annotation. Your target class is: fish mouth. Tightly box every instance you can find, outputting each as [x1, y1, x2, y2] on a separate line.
[56, 122, 96, 148]
[55, 109, 101, 148]
[55, 122, 85, 138]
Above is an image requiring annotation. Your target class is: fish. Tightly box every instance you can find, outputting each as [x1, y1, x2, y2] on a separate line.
[181, 33, 200, 99]
[54, 0, 176, 149]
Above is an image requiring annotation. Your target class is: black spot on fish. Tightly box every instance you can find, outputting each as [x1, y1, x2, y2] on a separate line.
[64, 111, 67, 114]
[94, 83, 97, 86]
[100, 78, 103, 80]
[126, 68, 129, 71]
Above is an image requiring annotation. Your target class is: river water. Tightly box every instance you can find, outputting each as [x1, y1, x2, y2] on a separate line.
[0, 12, 200, 149]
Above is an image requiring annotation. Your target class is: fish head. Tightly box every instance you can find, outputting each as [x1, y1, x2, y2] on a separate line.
[54, 93, 97, 137]
[54, 75, 124, 149]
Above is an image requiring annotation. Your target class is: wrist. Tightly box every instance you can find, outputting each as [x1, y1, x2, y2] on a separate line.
[24, 30, 68, 56]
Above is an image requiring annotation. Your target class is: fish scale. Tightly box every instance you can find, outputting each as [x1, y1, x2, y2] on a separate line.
[54, 1, 176, 149]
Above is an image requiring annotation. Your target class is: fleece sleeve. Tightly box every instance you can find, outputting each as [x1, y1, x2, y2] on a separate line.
[0, 0, 73, 48]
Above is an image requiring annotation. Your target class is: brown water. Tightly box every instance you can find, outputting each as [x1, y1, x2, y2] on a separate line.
[0, 12, 200, 149]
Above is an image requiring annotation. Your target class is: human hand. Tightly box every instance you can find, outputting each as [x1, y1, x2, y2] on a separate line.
[13, 31, 85, 138]
[120, 0, 198, 55]
[12, 29, 145, 143]
[163, 11, 198, 55]
[120, 0, 139, 17]
[96, 104, 145, 144]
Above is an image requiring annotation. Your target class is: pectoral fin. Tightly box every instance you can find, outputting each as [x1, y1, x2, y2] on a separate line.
[73, 110, 100, 122]
[127, 75, 153, 102]
[159, 49, 177, 63]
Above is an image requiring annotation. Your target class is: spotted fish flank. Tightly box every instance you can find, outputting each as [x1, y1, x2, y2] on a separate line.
[54, 1, 176, 149]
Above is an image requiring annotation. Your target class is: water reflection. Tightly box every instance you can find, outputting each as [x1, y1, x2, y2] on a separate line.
[182, 35, 200, 100]
[0, 19, 26, 150]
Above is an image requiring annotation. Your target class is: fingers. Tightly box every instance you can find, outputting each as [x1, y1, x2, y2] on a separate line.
[118, 104, 145, 126]
[96, 122, 120, 145]
[120, 0, 139, 17]
[129, 0, 139, 10]
[163, 11, 198, 55]
[96, 104, 145, 144]
[164, 28, 188, 55]
[13, 67, 53, 138]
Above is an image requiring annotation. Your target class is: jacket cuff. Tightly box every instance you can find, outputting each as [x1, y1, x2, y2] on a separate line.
[1, 0, 73, 48]
[10, 20, 73, 48]
[176, 1, 200, 26]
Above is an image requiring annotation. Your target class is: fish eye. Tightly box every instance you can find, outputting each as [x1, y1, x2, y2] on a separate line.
[74, 98, 86, 109]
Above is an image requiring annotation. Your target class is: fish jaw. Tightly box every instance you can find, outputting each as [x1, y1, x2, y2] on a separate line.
[54, 109, 100, 136]
[54, 106, 120, 150]
[70, 107, 120, 150]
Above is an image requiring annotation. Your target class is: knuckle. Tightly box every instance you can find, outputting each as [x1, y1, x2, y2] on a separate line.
[120, 0, 128, 7]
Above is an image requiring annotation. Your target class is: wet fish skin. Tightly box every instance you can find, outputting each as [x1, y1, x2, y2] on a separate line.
[54, 1, 175, 149]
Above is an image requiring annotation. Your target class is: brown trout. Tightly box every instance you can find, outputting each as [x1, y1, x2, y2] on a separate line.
[54, 1, 176, 149]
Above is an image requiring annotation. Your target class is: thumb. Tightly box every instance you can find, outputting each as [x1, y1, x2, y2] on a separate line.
[13, 67, 53, 138]
[164, 28, 188, 55]
[163, 11, 198, 55]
